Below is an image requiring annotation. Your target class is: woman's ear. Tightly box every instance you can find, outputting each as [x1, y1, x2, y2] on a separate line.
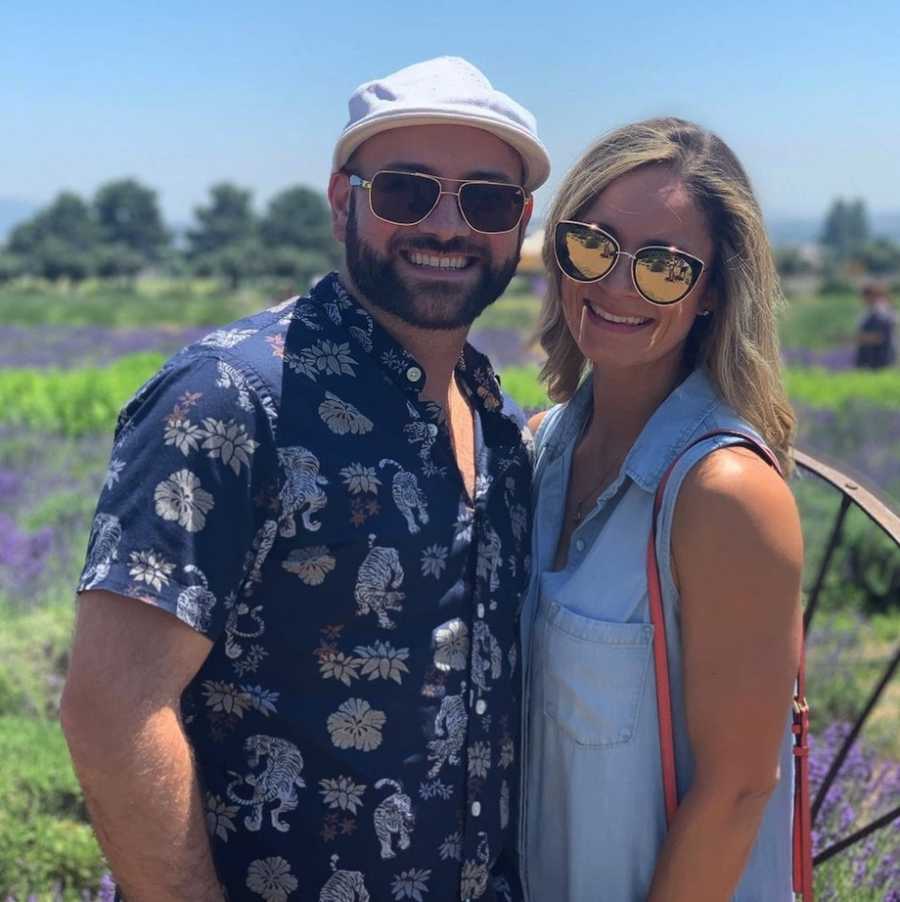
[328, 171, 351, 244]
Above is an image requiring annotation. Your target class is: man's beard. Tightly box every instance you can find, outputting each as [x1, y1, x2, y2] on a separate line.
[344, 199, 520, 330]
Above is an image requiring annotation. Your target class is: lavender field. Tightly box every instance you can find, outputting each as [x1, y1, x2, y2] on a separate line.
[0, 282, 898, 899]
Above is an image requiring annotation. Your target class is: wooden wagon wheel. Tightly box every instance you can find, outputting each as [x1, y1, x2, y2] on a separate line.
[793, 448, 900, 868]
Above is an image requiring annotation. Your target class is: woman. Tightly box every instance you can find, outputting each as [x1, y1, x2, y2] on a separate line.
[519, 119, 804, 901]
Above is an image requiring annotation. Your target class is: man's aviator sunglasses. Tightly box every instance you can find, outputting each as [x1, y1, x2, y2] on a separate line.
[349, 170, 529, 235]
[554, 220, 706, 306]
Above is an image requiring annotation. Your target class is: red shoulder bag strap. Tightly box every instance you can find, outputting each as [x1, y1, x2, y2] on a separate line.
[646, 430, 814, 900]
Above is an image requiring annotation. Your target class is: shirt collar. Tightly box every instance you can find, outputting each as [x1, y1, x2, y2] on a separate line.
[311, 273, 517, 446]
[556, 368, 724, 494]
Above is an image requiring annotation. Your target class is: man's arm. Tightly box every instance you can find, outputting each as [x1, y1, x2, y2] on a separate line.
[60, 589, 224, 902]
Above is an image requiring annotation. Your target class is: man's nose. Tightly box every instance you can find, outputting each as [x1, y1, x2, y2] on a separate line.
[420, 190, 471, 240]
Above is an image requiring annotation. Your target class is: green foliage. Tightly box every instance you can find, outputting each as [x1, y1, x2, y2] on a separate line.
[819, 272, 858, 296]
[192, 238, 264, 290]
[0, 717, 105, 899]
[780, 292, 859, 349]
[0, 280, 261, 327]
[260, 185, 339, 261]
[0, 353, 164, 435]
[0, 253, 25, 284]
[855, 237, 900, 275]
[476, 290, 541, 333]
[0, 598, 74, 718]
[821, 197, 870, 258]
[94, 178, 170, 262]
[500, 361, 900, 415]
[263, 247, 333, 287]
[786, 368, 900, 408]
[775, 246, 816, 278]
[8, 193, 99, 257]
[187, 182, 257, 259]
[497, 364, 547, 411]
[91, 243, 145, 281]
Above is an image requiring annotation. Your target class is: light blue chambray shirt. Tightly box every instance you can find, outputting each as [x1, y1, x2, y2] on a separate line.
[519, 369, 794, 902]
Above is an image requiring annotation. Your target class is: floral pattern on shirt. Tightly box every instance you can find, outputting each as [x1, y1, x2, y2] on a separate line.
[79, 273, 530, 900]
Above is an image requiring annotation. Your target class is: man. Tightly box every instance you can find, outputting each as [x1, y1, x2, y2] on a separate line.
[855, 281, 896, 369]
[61, 56, 549, 901]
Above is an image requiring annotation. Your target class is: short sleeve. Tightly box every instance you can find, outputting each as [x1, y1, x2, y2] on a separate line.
[77, 352, 280, 640]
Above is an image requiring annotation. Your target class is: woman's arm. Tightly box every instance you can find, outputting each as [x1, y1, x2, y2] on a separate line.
[647, 447, 803, 902]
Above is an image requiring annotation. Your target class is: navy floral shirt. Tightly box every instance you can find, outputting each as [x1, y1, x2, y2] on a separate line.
[79, 273, 532, 902]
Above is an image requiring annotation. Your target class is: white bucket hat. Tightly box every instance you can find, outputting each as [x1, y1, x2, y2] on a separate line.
[333, 56, 550, 192]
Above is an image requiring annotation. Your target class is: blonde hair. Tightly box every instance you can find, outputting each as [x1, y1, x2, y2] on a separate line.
[536, 117, 796, 472]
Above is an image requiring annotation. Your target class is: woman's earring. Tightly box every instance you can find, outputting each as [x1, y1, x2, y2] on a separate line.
[697, 309, 711, 317]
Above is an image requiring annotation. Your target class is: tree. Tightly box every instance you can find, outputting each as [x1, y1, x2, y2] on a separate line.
[0, 253, 24, 285]
[260, 186, 338, 261]
[31, 236, 92, 282]
[186, 183, 256, 258]
[92, 243, 145, 281]
[262, 246, 333, 287]
[5, 192, 99, 280]
[7, 192, 98, 257]
[856, 238, 900, 275]
[94, 178, 170, 262]
[774, 247, 815, 278]
[820, 197, 870, 258]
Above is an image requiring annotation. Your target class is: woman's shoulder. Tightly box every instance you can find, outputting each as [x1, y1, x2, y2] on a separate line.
[527, 402, 568, 450]
[674, 445, 802, 579]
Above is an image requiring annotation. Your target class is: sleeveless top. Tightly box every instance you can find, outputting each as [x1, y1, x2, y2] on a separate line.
[518, 368, 794, 901]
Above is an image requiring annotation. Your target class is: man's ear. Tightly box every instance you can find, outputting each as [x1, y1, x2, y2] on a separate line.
[328, 171, 350, 244]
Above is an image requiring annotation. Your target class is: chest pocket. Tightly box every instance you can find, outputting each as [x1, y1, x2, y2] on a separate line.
[540, 599, 654, 748]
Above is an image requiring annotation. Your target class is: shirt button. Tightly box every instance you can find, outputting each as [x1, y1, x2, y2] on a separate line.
[476, 603, 485, 618]
[471, 801, 481, 817]
[575, 538, 585, 552]
[406, 365, 422, 382]
[475, 699, 487, 715]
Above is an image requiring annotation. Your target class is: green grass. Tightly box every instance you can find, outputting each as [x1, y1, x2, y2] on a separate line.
[786, 367, 900, 408]
[0, 716, 105, 899]
[0, 277, 268, 327]
[0, 352, 164, 436]
[3, 350, 900, 437]
[779, 291, 860, 350]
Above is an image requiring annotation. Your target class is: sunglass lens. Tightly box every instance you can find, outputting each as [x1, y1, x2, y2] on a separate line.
[556, 223, 617, 281]
[459, 183, 525, 232]
[633, 249, 701, 304]
[370, 172, 440, 224]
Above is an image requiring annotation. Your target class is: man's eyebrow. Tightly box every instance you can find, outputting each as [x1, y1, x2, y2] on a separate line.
[382, 162, 517, 184]
[463, 169, 516, 183]
[383, 161, 436, 175]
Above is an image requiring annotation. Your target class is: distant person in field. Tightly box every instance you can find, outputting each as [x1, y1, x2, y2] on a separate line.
[855, 281, 896, 369]
[61, 56, 549, 902]
[519, 119, 805, 901]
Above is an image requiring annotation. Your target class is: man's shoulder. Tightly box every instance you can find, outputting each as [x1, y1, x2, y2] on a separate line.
[171, 293, 315, 402]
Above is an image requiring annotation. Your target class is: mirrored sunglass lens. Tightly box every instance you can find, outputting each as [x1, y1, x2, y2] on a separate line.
[459, 183, 524, 232]
[557, 224, 617, 280]
[370, 172, 439, 224]
[633, 249, 699, 303]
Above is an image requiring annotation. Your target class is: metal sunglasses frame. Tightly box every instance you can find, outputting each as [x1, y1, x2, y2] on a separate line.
[554, 219, 707, 306]
[348, 169, 529, 235]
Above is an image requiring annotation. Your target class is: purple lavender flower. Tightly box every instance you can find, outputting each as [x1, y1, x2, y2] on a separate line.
[0, 512, 55, 596]
[0, 325, 210, 370]
[96, 872, 116, 902]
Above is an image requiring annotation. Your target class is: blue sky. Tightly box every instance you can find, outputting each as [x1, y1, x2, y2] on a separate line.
[3, 1, 899, 228]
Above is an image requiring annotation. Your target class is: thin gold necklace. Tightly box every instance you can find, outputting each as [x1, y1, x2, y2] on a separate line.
[570, 461, 621, 524]
[568, 414, 624, 525]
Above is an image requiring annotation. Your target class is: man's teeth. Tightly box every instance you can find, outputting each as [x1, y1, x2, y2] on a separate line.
[408, 251, 468, 270]
[587, 302, 649, 325]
